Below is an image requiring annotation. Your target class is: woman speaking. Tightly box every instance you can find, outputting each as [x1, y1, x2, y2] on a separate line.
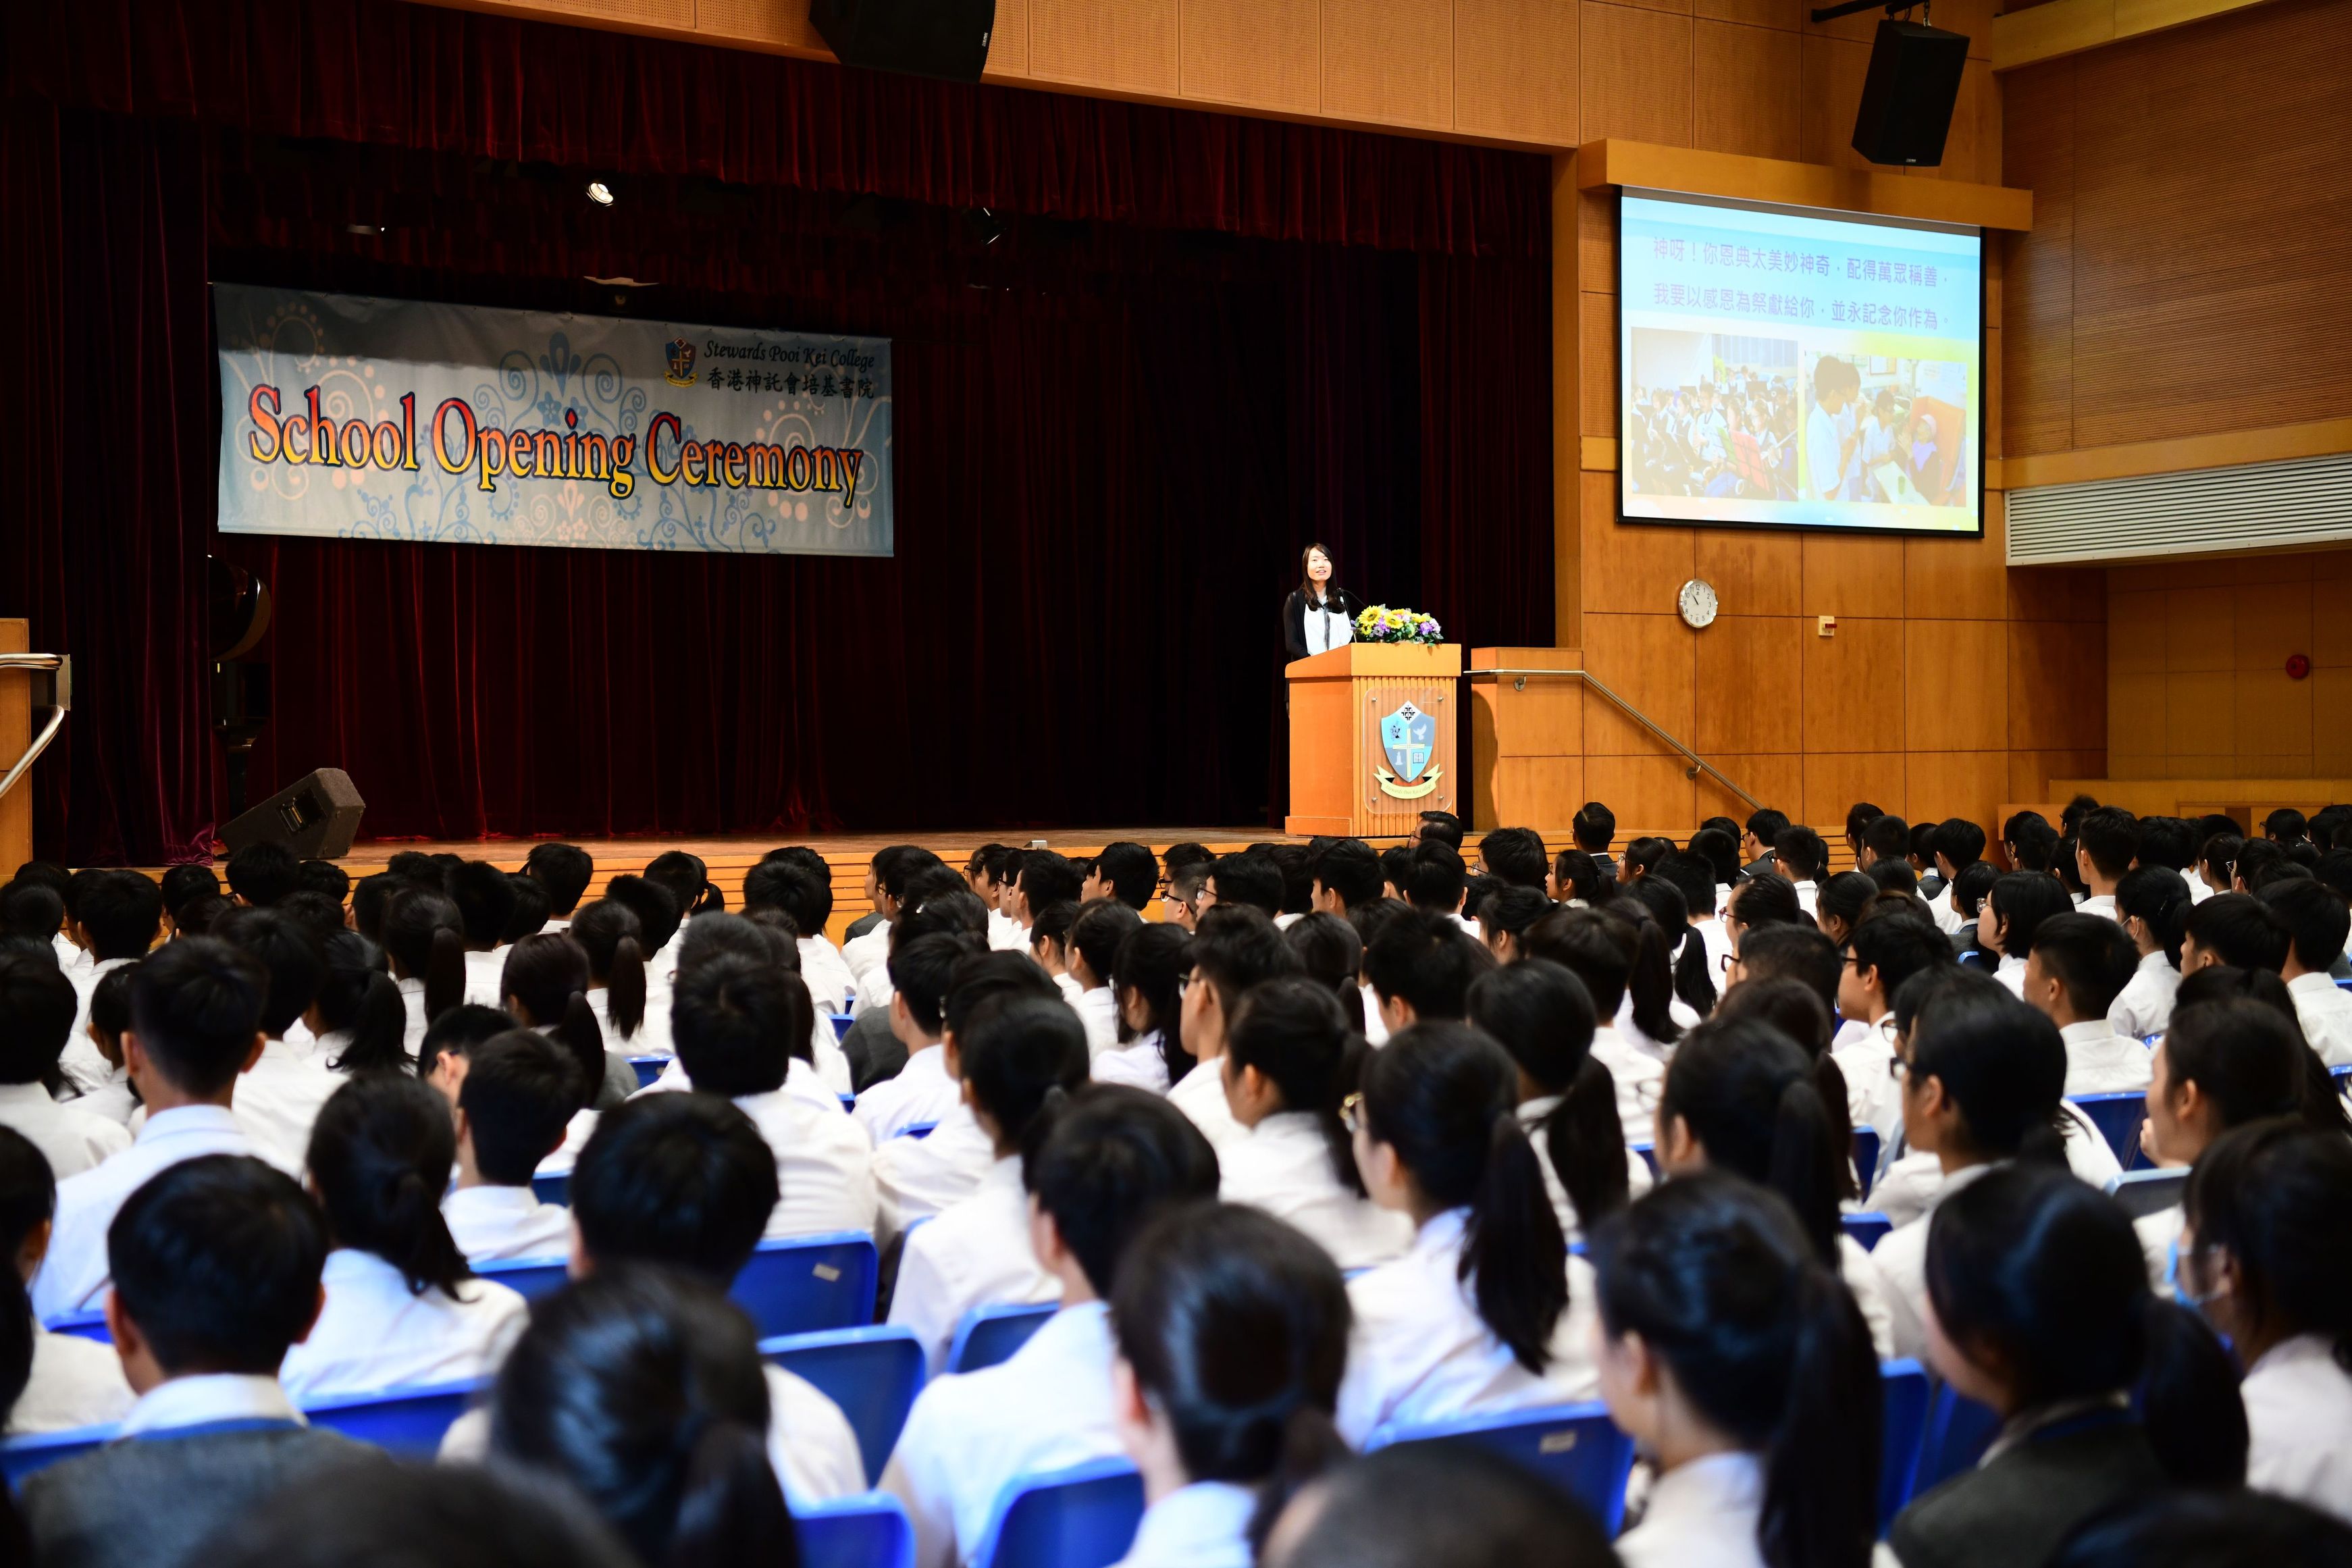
[1283, 542, 1359, 661]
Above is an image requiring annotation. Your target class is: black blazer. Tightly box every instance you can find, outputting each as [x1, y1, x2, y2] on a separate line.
[1284, 587, 1360, 660]
[1889, 1413, 2168, 1568]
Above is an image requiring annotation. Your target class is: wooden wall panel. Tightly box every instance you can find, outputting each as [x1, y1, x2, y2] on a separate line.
[1319, 0, 1453, 130]
[1802, 617, 1904, 752]
[1694, 0, 1800, 36]
[2007, 620, 2105, 750]
[1455, 0, 1579, 145]
[1179, 0, 1319, 111]
[1692, 22, 1802, 161]
[1030, 0, 1179, 90]
[1581, 292, 1619, 438]
[1906, 513, 2009, 621]
[1586, 754, 1698, 827]
[1696, 617, 1806, 753]
[1796, 36, 1873, 174]
[1583, 474, 1692, 612]
[1803, 752, 1908, 827]
[1696, 530, 1802, 617]
[1906, 751, 2010, 831]
[1581, 4, 1694, 144]
[1702, 753, 1804, 822]
[1906, 619, 2009, 752]
[692, 0, 820, 50]
[1582, 613, 1698, 752]
[1802, 534, 1907, 620]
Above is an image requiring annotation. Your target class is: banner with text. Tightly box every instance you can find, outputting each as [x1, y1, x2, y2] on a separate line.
[214, 285, 893, 557]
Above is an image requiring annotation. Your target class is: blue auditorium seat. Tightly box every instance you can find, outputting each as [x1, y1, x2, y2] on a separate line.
[472, 1253, 571, 1301]
[946, 1302, 1058, 1375]
[968, 1457, 1144, 1568]
[1912, 1381, 2002, 1494]
[1, 1422, 113, 1484]
[1878, 1359, 1932, 1533]
[762, 1326, 925, 1485]
[732, 1232, 879, 1338]
[302, 1376, 485, 1455]
[629, 1055, 665, 1089]
[1842, 1211, 1893, 1252]
[1854, 1127, 1881, 1199]
[1363, 1401, 1636, 1534]
[2105, 1167, 2187, 1220]
[529, 1171, 569, 1205]
[798, 1492, 916, 1568]
[2068, 1091, 2145, 1166]
[45, 1309, 109, 1344]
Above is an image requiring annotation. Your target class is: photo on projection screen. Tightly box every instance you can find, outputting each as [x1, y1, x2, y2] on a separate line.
[1617, 190, 1984, 537]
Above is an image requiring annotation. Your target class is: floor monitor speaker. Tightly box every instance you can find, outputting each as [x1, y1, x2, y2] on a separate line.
[219, 768, 366, 860]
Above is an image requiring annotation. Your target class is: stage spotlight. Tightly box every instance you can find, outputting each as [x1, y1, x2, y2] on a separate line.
[586, 180, 617, 207]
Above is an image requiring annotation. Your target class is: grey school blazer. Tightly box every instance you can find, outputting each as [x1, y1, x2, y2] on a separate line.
[22, 1424, 384, 1568]
[1887, 1413, 2168, 1568]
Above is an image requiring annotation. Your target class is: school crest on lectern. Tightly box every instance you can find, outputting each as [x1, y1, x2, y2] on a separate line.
[1376, 701, 1441, 799]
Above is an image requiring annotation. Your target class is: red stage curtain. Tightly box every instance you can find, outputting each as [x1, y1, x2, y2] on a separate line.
[0, 0, 1553, 860]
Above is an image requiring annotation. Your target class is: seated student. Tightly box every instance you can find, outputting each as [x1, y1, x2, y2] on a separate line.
[1168, 907, 1304, 1153]
[0, 955, 129, 1178]
[1856, 811, 1909, 873]
[1336, 1022, 1597, 1445]
[599, 874, 683, 1035]
[1648, 850, 1730, 983]
[888, 997, 1089, 1371]
[67, 964, 138, 1128]
[746, 855, 855, 1016]
[523, 842, 593, 934]
[441, 1033, 577, 1264]
[1108, 1203, 1351, 1568]
[1773, 827, 1828, 917]
[1197, 854, 1281, 923]
[1889, 1165, 2245, 1568]
[1867, 982, 2074, 1361]
[1519, 906, 1665, 1134]
[1738, 808, 1789, 879]
[854, 933, 978, 1141]
[500, 877, 551, 958]
[278, 1076, 527, 1403]
[157, 864, 220, 939]
[1284, 912, 1368, 1035]
[1023, 899, 1084, 1009]
[1568, 800, 1619, 881]
[224, 843, 301, 910]
[992, 848, 1078, 962]
[1978, 870, 2073, 997]
[1549, 847, 1617, 909]
[1395, 842, 1474, 935]
[884, 1088, 1222, 1568]
[1594, 1174, 1880, 1568]
[2258, 877, 2352, 1065]
[2176, 1120, 2352, 1523]
[1477, 827, 1548, 892]
[1218, 978, 1411, 1271]
[486, 1268, 794, 1568]
[57, 870, 163, 1096]
[1261, 1442, 1616, 1568]
[2074, 806, 2141, 921]
[1162, 858, 1211, 933]
[1650, 1018, 1896, 1359]
[1363, 906, 1494, 1037]
[2193, 829, 2242, 904]
[2109, 866, 2190, 1041]
[1465, 960, 1646, 1241]
[1710, 976, 1866, 1199]
[1307, 839, 1383, 920]
[19, 1155, 382, 1568]
[664, 956, 875, 1240]
[565, 898, 660, 1061]
[1723, 920, 1876, 1133]
[1, 1127, 132, 1433]
[1066, 901, 1141, 1056]
[448, 862, 519, 1010]
[871, 953, 1064, 1245]
[2180, 889, 2293, 976]
[501, 931, 636, 1114]
[1094, 922, 1195, 1093]
[1475, 884, 1555, 966]
[1078, 841, 1155, 915]
[34, 939, 275, 1321]
[1722, 871, 1810, 963]
[300, 931, 407, 1076]
[827, 895, 971, 1094]
[1836, 910, 1953, 1133]
[417, 1003, 523, 1109]
[211, 910, 342, 1174]
[382, 885, 467, 1060]
[2021, 912, 2151, 1093]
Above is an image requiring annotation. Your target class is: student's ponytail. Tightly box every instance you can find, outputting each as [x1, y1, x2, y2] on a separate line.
[1466, 959, 1625, 1232]
[667, 1418, 799, 1568]
[1364, 1024, 1568, 1374]
[313, 930, 410, 1074]
[958, 999, 1091, 1174]
[570, 899, 649, 1043]
[307, 1074, 473, 1300]
[552, 991, 604, 1094]
[1660, 1018, 1845, 1265]
[608, 935, 647, 1041]
[382, 886, 467, 1024]
[1250, 1405, 1352, 1557]
[0, 1128, 50, 1422]
[2133, 1296, 2248, 1489]
[1113, 922, 1196, 1085]
[502, 933, 607, 1103]
[425, 925, 465, 1023]
[1631, 875, 1715, 1019]
[1760, 1264, 1881, 1568]
[1548, 1056, 1631, 1230]
[1604, 899, 1686, 1047]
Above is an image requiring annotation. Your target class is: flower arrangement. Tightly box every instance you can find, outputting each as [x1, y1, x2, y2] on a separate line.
[1354, 604, 1444, 645]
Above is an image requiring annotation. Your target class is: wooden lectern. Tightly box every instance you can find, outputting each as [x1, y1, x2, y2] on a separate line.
[1284, 643, 1462, 837]
[0, 621, 30, 873]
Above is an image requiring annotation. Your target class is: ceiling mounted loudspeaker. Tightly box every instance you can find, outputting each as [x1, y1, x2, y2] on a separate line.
[810, 0, 997, 83]
[1850, 20, 1970, 167]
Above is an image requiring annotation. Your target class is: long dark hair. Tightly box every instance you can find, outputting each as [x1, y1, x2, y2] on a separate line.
[2116, 864, 2193, 968]
[0, 1128, 50, 1419]
[500, 934, 606, 1107]
[1592, 1172, 1879, 1568]
[1297, 542, 1341, 606]
[1927, 1163, 2246, 1488]
[1710, 977, 1856, 1202]
[570, 899, 648, 1044]
[1659, 1018, 1845, 1264]
[489, 1265, 797, 1568]
[305, 1075, 472, 1299]
[1904, 983, 2070, 1164]
[1465, 960, 1628, 1232]
[312, 929, 409, 1074]
[1602, 895, 1685, 1046]
[1630, 875, 1717, 1020]
[2183, 1118, 2352, 1376]
[1550, 850, 1616, 906]
[1360, 1023, 1566, 1372]
[2163, 997, 2347, 1137]
[381, 885, 465, 1024]
[1228, 978, 1366, 1196]
[1114, 921, 1196, 1084]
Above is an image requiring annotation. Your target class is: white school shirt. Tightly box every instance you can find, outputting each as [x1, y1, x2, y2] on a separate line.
[1091, 1030, 1172, 1094]
[1112, 1481, 1258, 1568]
[2060, 1019, 2151, 1095]
[1335, 1207, 1601, 1447]
[278, 1248, 527, 1403]
[1929, 884, 1968, 937]
[859, 961, 897, 1016]
[1694, 916, 1735, 982]
[1589, 1024, 1666, 1137]
[1166, 1050, 1247, 1152]
[1871, 1161, 1997, 1361]
[733, 1085, 879, 1238]
[34, 1105, 260, 1320]
[59, 956, 134, 1098]
[1517, 1095, 1653, 1245]
[841, 920, 891, 984]
[2078, 893, 2120, 922]
[442, 1184, 573, 1264]
[442, 1362, 866, 1507]
[233, 1037, 344, 1174]
[1071, 987, 1120, 1057]
[52, 933, 85, 974]
[874, 1101, 995, 1247]
[540, 916, 571, 934]
[1219, 1110, 1413, 1271]
[1617, 1451, 1767, 1568]
[2242, 1332, 2352, 1523]
[1829, 1016, 1900, 1139]
[987, 914, 1030, 953]
[398, 975, 432, 1058]
[854, 1043, 960, 1143]
[1792, 880, 1820, 918]
[1360, 985, 1390, 1046]
[883, 1301, 1124, 1568]
[1616, 994, 1701, 1064]
[590, 987, 670, 1058]
[2108, 951, 2180, 1041]
[462, 945, 511, 1008]
[1993, 952, 2028, 997]
[2135, 1203, 2183, 1294]
[887, 1155, 1061, 1374]
[1840, 1235, 1898, 1360]
[0, 1080, 130, 1180]
[2286, 972, 2352, 1067]
[118, 1371, 302, 1436]
[5, 1324, 135, 1434]
[800, 935, 859, 1019]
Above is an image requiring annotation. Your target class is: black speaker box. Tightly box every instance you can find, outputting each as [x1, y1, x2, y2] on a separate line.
[1850, 19, 1970, 167]
[219, 768, 367, 860]
[809, 0, 996, 82]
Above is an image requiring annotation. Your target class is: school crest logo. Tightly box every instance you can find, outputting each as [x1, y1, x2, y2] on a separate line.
[1375, 700, 1441, 800]
[663, 338, 698, 387]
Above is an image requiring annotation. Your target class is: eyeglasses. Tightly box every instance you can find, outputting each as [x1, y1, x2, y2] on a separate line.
[1887, 1055, 1910, 1083]
[1341, 1091, 1365, 1135]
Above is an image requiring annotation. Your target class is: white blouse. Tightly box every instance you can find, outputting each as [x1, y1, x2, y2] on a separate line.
[2243, 1333, 2352, 1523]
[1219, 1111, 1413, 1271]
[1617, 1451, 1767, 1568]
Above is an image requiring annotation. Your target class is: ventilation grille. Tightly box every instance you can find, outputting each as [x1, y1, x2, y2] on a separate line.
[2006, 451, 2352, 565]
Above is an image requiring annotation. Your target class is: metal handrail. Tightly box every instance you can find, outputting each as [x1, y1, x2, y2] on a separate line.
[0, 654, 70, 804]
[1465, 666, 1762, 813]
